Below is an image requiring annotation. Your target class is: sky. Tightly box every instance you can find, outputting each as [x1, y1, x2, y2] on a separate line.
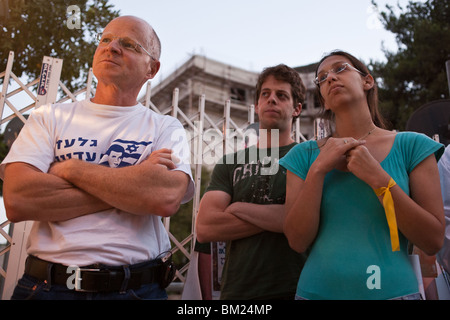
[0, 0, 425, 234]
[107, 0, 421, 86]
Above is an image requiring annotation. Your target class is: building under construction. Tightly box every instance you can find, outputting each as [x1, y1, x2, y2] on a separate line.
[147, 54, 321, 140]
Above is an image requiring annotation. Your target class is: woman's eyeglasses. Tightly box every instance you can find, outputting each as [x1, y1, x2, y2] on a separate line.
[314, 62, 365, 86]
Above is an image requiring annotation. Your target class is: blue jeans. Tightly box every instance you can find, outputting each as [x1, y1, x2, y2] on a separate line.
[11, 274, 168, 300]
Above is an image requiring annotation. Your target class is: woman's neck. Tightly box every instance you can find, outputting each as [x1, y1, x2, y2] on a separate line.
[333, 107, 376, 140]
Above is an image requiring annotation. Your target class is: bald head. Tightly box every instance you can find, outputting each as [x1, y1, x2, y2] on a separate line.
[107, 15, 161, 61]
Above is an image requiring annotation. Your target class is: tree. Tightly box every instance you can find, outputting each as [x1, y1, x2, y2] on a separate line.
[370, 0, 450, 130]
[0, 0, 120, 92]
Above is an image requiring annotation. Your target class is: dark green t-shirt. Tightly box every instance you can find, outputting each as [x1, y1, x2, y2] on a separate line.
[206, 143, 308, 299]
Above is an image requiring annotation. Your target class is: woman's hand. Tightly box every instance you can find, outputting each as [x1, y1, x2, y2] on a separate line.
[313, 137, 366, 174]
[346, 144, 391, 189]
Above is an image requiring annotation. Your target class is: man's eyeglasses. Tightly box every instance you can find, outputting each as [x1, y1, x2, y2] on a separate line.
[314, 62, 365, 86]
[96, 33, 157, 61]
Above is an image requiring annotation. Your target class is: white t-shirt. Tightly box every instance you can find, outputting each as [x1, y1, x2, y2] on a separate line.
[0, 99, 194, 266]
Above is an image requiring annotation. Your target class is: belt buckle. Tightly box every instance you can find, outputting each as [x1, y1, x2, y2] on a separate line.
[74, 267, 100, 292]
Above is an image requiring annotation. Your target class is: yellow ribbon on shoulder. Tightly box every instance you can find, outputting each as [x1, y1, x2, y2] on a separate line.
[374, 178, 400, 252]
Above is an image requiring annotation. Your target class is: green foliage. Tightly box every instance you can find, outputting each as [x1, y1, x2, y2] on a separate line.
[0, 0, 120, 92]
[370, 0, 450, 130]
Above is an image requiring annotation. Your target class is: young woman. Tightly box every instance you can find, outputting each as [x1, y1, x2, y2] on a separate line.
[280, 50, 445, 300]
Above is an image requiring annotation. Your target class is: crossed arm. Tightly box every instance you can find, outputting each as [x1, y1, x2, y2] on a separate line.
[3, 149, 190, 223]
[195, 190, 286, 243]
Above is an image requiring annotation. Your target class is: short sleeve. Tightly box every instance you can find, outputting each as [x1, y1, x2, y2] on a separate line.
[398, 132, 444, 174]
[279, 140, 318, 181]
[152, 115, 195, 204]
[0, 104, 56, 178]
[206, 156, 233, 196]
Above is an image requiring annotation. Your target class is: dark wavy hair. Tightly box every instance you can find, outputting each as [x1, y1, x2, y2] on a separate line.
[255, 64, 306, 122]
[315, 50, 388, 129]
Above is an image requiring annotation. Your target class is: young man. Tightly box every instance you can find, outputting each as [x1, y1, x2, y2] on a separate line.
[1, 16, 194, 300]
[196, 64, 308, 299]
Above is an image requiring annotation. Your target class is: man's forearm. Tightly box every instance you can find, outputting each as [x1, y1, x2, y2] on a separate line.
[196, 209, 263, 243]
[3, 162, 111, 223]
[226, 202, 285, 233]
[51, 158, 188, 217]
[196, 191, 264, 243]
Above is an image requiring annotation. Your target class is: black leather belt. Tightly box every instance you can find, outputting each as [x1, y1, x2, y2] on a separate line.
[24, 255, 163, 293]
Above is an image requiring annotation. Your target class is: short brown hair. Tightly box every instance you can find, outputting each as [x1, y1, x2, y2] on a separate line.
[255, 64, 306, 121]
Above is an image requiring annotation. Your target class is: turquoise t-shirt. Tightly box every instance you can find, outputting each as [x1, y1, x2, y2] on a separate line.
[280, 132, 444, 300]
